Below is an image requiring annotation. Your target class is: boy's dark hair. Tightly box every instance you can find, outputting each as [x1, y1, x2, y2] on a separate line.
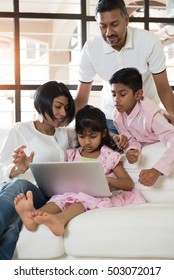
[109, 67, 143, 94]
[95, 0, 127, 18]
[75, 105, 113, 148]
[34, 81, 75, 125]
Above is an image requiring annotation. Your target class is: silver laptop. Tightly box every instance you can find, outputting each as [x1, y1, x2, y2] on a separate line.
[29, 161, 119, 197]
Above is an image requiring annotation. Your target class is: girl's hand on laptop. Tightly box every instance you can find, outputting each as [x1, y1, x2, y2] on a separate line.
[138, 168, 162, 186]
[13, 145, 35, 174]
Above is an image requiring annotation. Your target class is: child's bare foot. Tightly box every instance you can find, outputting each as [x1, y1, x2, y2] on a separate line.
[14, 191, 37, 231]
[33, 212, 65, 236]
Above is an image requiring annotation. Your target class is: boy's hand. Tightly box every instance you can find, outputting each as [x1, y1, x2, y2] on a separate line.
[138, 168, 161, 186]
[126, 149, 139, 164]
[112, 134, 128, 150]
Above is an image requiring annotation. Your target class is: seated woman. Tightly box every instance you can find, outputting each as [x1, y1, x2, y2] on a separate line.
[0, 81, 76, 259]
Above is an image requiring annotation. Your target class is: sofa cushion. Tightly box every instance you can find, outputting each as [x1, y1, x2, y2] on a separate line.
[14, 225, 65, 259]
[64, 203, 174, 259]
[123, 142, 174, 203]
[8, 138, 174, 260]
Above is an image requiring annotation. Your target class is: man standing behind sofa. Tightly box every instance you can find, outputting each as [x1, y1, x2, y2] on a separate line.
[75, 0, 174, 133]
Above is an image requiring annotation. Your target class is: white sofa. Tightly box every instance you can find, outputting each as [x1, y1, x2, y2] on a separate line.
[0, 129, 174, 259]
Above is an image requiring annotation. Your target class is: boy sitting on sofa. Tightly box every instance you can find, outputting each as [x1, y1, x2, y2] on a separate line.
[109, 67, 174, 187]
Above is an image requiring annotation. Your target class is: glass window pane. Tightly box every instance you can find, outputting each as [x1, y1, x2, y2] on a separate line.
[129, 22, 145, 29]
[21, 90, 38, 122]
[0, 0, 13, 12]
[149, 22, 174, 87]
[149, 0, 171, 18]
[19, 0, 80, 14]
[87, 21, 98, 40]
[126, 1, 144, 18]
[0, 19, 15, 84]
[167, 0, 174, 15]
[20, 19, 81, 85]
[0, 91, 15, 127]
[87, 0, 97, 16]
[165, 42, 174, 86]
[88, 90, 101, 109]
[87, 0, 145, 17]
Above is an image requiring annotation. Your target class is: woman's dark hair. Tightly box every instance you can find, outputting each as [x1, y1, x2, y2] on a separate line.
[95, 0, 127, 18]
[75, 105, 113, 148]
[109, 67, 143, 94]
[34, 81, 75, 125]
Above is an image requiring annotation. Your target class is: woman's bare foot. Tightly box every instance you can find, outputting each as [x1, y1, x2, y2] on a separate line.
[33, 212, 65, 236]
[14, 191, 37, 231]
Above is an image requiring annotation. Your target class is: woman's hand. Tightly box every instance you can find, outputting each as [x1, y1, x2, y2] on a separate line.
[13, 145, 34, 174]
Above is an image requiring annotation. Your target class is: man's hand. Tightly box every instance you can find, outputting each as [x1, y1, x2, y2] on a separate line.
[138, 168, 161, 186]
[126, 149, 139, 164]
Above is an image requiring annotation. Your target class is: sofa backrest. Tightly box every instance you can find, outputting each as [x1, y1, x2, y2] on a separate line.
[123, 142, 174, 203]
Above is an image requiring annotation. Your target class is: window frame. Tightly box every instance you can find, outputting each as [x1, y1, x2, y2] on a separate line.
[0, 0, 173, 122]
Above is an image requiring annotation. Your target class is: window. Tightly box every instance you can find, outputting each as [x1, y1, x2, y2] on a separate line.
[0, 0, 174, 127]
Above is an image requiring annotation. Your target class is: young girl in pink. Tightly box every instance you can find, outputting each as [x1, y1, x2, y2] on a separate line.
[14, 105, 145, 236]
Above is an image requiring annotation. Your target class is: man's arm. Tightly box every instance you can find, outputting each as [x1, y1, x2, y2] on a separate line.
[74, 81, 92, 114]
[153, 70, 174, 116]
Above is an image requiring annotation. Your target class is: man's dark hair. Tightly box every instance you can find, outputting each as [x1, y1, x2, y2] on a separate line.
[95, 0, 127, 18]
[109, 67, 143, 94]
